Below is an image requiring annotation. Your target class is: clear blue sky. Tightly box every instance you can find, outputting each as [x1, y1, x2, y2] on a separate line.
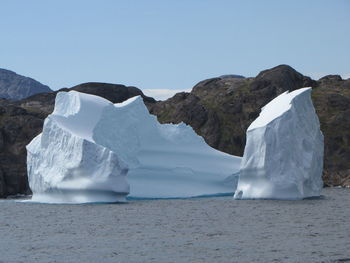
[0, 0, 349, 91]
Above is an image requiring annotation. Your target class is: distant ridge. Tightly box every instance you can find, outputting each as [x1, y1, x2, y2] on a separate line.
[0, 68, 51, 100]
[219, 74, 245, 79]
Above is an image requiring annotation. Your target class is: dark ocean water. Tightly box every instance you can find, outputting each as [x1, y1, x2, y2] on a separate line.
[0, 188, 349, 263]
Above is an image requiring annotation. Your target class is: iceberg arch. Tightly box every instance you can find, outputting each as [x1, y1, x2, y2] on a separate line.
[27, 91, 241, 203]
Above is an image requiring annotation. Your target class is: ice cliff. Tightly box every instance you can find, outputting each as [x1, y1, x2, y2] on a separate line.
[234, 88, 324, 200]
[27, 91, 241, 203]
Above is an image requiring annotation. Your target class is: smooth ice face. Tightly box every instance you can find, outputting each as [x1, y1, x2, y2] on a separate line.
[27, 91, 241, 203]
[234, 88, 324, 200]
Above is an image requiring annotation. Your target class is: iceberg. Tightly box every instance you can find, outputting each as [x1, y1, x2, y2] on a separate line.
[26, 91, 130, 203]
[27, 91, 241, 203]
[234, 88, 324, 200]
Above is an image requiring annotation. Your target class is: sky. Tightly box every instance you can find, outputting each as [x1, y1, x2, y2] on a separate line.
[0, 0, 349, 99]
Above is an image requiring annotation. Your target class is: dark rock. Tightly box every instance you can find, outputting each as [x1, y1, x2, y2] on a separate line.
[0, 129, 4, 150]
[312, 77, 350, 186]
[150, 93, 209, 132]
[319, 75, 343, 82]
[16, 82, 155, 117]
[71, 82, 156, 104]
[5, 105, 27, 116]
[326, 93, 350, 110]
[0, 168, 4, 197]
[219, 74, 245, 79]
[250, 64, 317, 93]
[0, 68, 52, 100]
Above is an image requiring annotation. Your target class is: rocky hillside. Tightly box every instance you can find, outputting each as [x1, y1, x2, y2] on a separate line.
[312, 76, 350, 186]
[0, 83, 154, 198]
[0, 69, 52, 100]
[0, 66, 349, 198]
[149, 65, 350, 187]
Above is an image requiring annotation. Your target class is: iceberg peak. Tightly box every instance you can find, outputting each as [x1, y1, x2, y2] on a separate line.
[248, 87, 311, 131]
[234, 87, 324, 200]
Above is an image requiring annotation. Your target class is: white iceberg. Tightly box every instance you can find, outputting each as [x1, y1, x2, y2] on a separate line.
[234, 88, 324, 200]
[26, 91, 129, 203]
[27, 91, 241, 203]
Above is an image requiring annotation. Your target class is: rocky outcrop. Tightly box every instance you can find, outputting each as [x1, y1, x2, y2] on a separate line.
[17, 82, 156, 117]
[0, 69, 52, 100]
[150, 65, 350, 187]
[312, 75, 350, 186]
[0, 83, 154, 198]
[0, 99, 42, 197]
[150, 65, 314, 156]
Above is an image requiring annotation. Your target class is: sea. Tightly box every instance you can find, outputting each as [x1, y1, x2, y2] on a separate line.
[0, 188, 349, 263]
